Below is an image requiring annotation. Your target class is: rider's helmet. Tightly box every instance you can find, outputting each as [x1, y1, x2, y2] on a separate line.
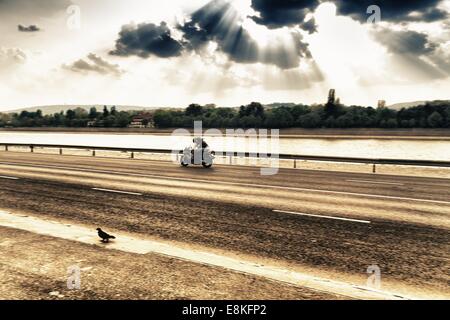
[193, 137, 203, 146]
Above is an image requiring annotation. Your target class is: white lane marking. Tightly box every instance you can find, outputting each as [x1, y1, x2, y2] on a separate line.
[347, 179, 404, 186]
[0, 161, 449, 205]
[0, 175, 19, 180]
[92, 188, 142, 196]
[0, 210, 413, 300]
[273, 210, 371, 224]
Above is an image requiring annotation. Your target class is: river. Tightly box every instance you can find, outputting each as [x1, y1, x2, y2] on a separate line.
[0, 132, 449, 161]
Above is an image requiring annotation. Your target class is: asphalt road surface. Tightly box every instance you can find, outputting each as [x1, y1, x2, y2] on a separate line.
[0, 151, 448, 299]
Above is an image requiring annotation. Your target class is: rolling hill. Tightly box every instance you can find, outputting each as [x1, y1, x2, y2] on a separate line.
[387, 100, 450, 110]
[3, 105, 158, 115]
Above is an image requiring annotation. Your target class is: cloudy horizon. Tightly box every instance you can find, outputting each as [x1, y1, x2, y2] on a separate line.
[0, 0, 449, 110]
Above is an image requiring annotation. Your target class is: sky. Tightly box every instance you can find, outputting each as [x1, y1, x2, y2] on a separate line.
[0, 0, 449, 110]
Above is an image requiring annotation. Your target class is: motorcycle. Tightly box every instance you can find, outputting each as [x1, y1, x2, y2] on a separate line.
[180, 145, 215, 168]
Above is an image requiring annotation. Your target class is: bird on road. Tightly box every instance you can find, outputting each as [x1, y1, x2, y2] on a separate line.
[97, 228, 116, 243]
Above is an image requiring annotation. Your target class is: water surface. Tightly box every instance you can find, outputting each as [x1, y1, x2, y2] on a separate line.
[0, 132, 449, 161]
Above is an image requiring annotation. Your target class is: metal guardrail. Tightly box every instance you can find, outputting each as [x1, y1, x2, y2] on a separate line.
[1, 143, 450, 170]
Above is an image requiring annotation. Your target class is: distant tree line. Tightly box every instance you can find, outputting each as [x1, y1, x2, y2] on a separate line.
[153, 101, 450, 129]
[1, 101, 450, 129]
[0, 106, 133, 128]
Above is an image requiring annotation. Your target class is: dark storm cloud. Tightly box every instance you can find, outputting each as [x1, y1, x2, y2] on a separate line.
[63, 53, 123, 77]
[375, 29, 437, 55]
[0, 0, 71, 18]
[418, 7, 449, 22]
[18, 24, 40, 32]
[111, 0, 312, 69]
[110, 22, 184, 58]
[374, 28, 449, 79]
[179, 0, 311, 69]
[180, 0, 258, 62]
[333, 0, 448, 22]
[250, 0, 320, 29]
[299, 17, 317, 34]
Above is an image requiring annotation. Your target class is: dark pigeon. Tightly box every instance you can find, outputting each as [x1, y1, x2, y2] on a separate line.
[96, 228, 116, 243]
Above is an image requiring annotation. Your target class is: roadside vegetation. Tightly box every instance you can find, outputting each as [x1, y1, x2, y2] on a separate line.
[0, 106, 132, 128]
[154, 101, 450, 129]
[1, 101, 450, 129]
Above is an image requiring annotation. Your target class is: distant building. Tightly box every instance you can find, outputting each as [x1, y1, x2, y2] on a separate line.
[378, 100, 386, 109]
[87, 119, 107, 127]
[129, 112, 154, 128]
[87, 120, 105, 127]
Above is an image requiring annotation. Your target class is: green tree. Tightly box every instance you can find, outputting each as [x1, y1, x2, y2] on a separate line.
[297, 113, 322, 128]
[104, 115, 116, 128]
[265, 108, 294, 128]
[216, 107, 236, 119]
[66, 109, 76, 120]
[380, 118, 398, 128]
[89, 107, 98, 119]
[324, 116, 336, 128]
[103, 106, 109, 117]
[247, 102, 264, 117]
[154, 110, 174, 128]
[336, 115, 354, 128]
[185, 104, 203, 117]
[290, 104, 310, 119]
[428, 111, 443, 128]
[239, 102, 265, 118]
[111, 106, 118, 116]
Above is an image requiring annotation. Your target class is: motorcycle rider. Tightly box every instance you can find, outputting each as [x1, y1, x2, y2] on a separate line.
[193, 137, 209, 150]
[181, 137, 213, 167]
[192, 137, 209, 162]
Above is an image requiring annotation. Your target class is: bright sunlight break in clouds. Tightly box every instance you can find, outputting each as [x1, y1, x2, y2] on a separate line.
[0, 0, 449, 109]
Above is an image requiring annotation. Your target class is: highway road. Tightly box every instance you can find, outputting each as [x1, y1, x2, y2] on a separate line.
[0, 151, 449, 299]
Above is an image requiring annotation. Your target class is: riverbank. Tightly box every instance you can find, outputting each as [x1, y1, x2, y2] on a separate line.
[1, 127, 450, 139]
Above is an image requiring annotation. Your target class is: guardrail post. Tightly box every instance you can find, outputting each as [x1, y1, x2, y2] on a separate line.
[131, 152, 134, 159]
[59, 148, 63, 155]
[92, 150, 96, 157]
[5, 145, 8, 152]
[30, 146, 34, 153]
[294, 159, 297, 169]
[372, 164, 376, 173]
